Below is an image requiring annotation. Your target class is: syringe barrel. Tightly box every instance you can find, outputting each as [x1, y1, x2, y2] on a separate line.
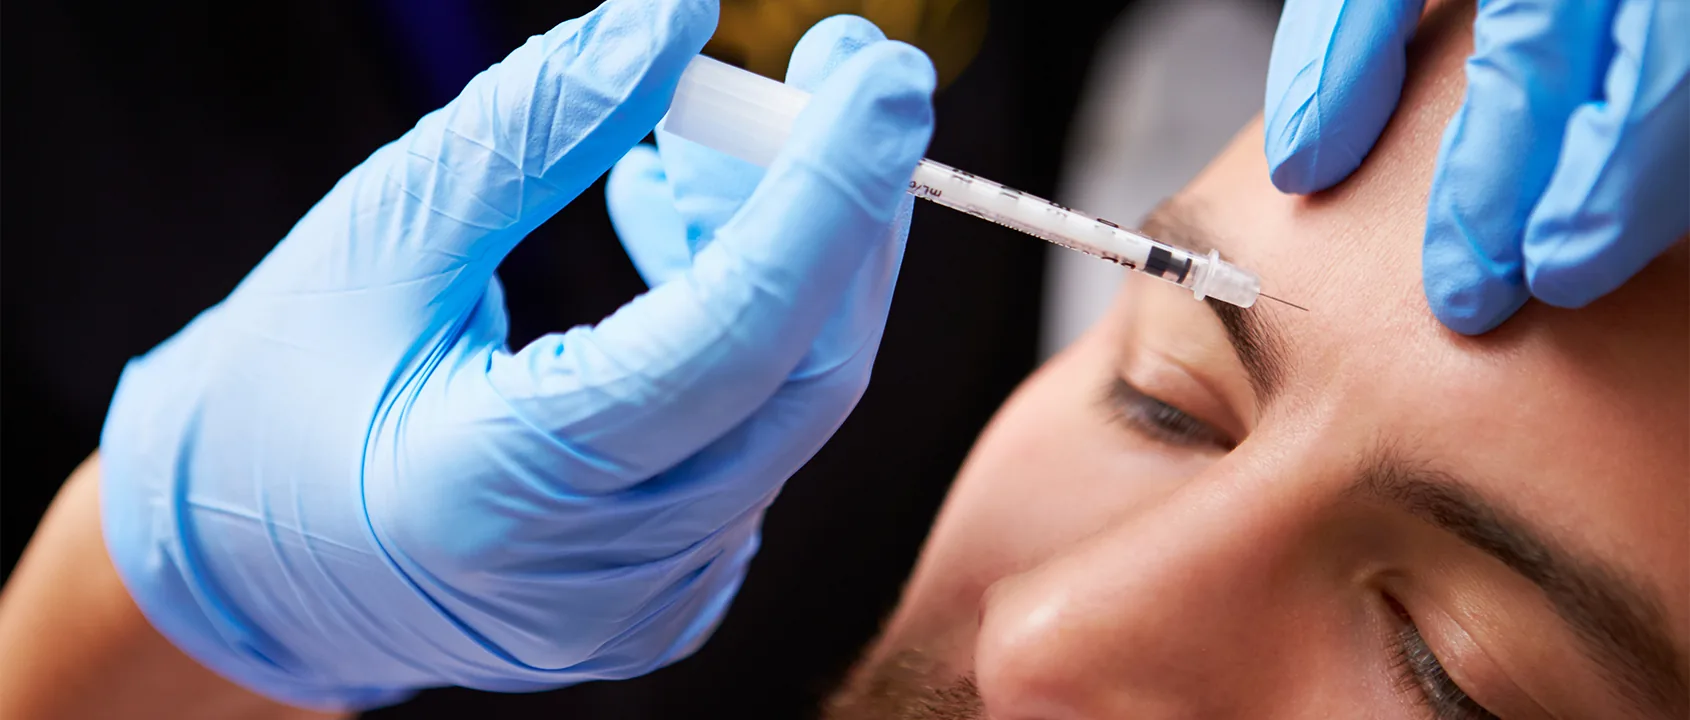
[663, 55, 1264, 309]
[910, 160, 1261, 308]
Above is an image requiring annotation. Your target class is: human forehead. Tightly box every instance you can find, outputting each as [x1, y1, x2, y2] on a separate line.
[1171, 120, 1690, 647]
[1174, 120, 1445, 393]
[1181, 121, 1686, 481]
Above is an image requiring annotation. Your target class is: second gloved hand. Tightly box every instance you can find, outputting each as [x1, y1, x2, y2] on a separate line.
[97, 0, 935, 710]
[1263, 0, 1689, 334]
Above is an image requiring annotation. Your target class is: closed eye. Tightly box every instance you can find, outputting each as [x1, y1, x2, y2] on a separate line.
[1384, 595, 1499, 720]
[1101, 377, 1235, 452]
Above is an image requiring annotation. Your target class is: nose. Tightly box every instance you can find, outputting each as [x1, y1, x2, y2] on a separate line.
[972, 465, 1330, 718]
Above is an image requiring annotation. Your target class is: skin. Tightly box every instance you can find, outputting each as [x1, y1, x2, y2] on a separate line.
[1, 3, 1682, 719]
[0, 457, 348, 720]
[824, 3, 1688, 719]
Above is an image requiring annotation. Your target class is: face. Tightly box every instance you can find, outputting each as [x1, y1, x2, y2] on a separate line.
[823, 8, 1688, 719]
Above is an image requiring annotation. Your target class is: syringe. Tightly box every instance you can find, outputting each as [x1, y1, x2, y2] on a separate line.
[663, 55, 1266, 310]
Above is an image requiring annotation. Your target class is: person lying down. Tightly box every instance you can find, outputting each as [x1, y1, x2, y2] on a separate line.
[820, 1, 1688, 717]
[0, 1, 1679, 718]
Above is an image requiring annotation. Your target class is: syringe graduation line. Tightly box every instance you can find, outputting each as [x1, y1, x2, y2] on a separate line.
[904, 158, 1264, 309]
[661, 54, 1272, 310]
[907, 160, 1150, 269]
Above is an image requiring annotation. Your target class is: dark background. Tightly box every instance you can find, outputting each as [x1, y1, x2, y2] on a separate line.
[4, 0, 1133, 716]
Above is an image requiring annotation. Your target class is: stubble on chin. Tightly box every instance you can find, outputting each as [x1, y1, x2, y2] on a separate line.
[820, 648, 984, 720]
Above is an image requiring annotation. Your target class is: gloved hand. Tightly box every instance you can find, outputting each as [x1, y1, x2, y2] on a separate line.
[97, 0, 935, 710]
[609, 19, 914, 339]
[1263, 0, 1689, 334]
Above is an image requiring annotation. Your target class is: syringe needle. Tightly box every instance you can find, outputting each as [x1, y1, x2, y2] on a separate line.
[661, 55, 1274, 309]
[1258, 292, 1309, 312]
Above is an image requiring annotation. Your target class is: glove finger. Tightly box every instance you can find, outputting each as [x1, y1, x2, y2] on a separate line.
[1523, 0, 1690, 308]
[656, 15, 893, 256]
[485, 40, 936, 493]
[590, 16, 914, 539]
[613, 209, 909, 541]
[1422, 0, 1619, 334]
[655, 129, 767, 255]
[606, 145, 693, 288]
[1264, 0, 1424, 194]
[788, 15, 892, 93]
[778, 15, 910, 378]
[272, 0, 716, 294]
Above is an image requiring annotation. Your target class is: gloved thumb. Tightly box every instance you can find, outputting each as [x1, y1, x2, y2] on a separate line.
[245, 0, 716, 306]
[486, 40, 936, 492]
[1264, 0, 1424, 194]
[606, 144, 693, 288]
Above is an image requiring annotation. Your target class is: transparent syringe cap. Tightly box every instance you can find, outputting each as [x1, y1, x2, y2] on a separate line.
[1191, 248, 1260, 308]
[662, 55, 810, 168]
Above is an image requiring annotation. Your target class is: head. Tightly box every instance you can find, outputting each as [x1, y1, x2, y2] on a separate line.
[823, 3, 1689, 718]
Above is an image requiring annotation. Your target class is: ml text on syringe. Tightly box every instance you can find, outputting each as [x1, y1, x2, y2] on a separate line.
[663, 54, 1285, 311]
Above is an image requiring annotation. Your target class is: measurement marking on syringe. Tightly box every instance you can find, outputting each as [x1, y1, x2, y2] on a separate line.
[909, 181, 943, 199]
[665, 54, 1269, 308]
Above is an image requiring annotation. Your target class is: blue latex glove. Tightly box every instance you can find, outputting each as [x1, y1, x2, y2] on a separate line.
[1264, 0, 1689, 334]
[97, 0, 935, 709]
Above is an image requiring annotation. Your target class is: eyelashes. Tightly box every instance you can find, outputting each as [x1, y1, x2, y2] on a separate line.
[1385, 596, 1499, 720]
[1106, 376, 1504, 719]
[1101, 377, 1235, 452]
[1104, 376, 1507, 718]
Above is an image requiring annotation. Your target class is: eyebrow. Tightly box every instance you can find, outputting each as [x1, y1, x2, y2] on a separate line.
[1353, 448, 1688, 717]
[1143, 200, 1686, 711]
[1139, 202, 1289, 401]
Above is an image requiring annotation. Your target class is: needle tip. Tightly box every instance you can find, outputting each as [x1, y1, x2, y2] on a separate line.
[1259, 292, 1309, 312]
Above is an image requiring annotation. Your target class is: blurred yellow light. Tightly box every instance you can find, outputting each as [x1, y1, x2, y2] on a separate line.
[707, 0, 988, 88]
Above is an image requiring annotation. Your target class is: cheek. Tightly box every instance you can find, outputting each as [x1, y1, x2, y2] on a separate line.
[967, 448, 1424, 717]
[882, 327, 1218, 654]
